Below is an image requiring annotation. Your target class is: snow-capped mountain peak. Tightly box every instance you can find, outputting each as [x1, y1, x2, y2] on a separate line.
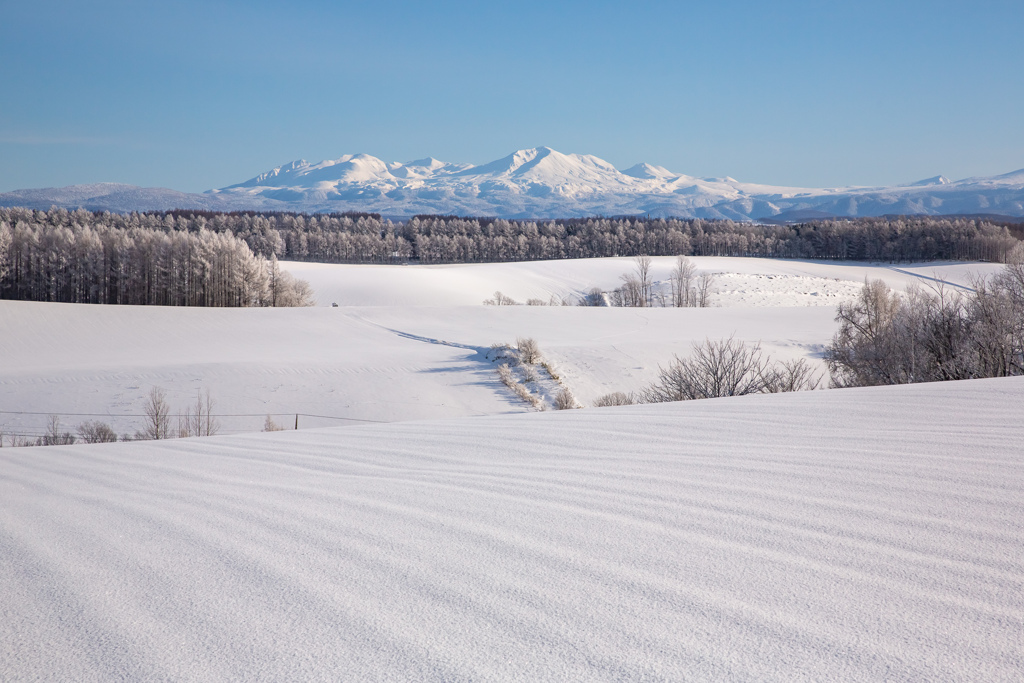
[906, 175, 951, 187]
[200, 149, 1024, 219]
[621, 163, 677, 180]
[6, 147, 1024, 220]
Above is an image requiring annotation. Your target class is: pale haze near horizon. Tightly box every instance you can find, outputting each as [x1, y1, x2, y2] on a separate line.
[1, 0, 1022, 193]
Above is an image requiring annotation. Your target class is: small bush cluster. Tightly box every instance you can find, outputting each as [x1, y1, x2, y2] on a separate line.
[491, 338, 579, 410]
[572, 255, 717, 308]
[593, 391, 636, 407]
[78, 420, 119, 443]
[1, 415, 115, 448]
[484, 291, 569, 306]
[497, 362, 544, 410]
[263, 415, 288, 432]
[3, 386, 230, 448]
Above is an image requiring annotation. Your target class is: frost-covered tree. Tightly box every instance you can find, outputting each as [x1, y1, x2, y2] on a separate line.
[0, 220, 11, 281]
[825, 270, 1024, 387]
[0, 210, 311, 307]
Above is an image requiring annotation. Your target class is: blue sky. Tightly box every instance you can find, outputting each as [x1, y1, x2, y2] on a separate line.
[2, 0, 1022, 192]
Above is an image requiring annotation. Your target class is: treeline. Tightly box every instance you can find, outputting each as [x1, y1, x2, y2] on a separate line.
[405, 215, 1020, 264]
[1, 208, 1019, 305]
[3, 208, 1019, 271]
[0, 208, 312, 306]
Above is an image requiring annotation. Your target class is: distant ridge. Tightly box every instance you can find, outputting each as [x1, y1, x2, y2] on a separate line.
[3, 148, 1024, 220]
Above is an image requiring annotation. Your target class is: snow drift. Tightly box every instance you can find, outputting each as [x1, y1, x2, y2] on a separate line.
[2, 377, 1022, 680]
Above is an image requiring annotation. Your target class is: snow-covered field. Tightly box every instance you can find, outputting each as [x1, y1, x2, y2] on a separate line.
[284, 256, 1002, 307]
[0, 257, 1003, 440]
[1, 255, 1021, 680]
[2, 377, 1022, 681]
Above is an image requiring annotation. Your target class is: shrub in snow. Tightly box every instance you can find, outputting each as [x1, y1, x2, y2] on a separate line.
[484, 291, 519, 306]
[78, 421, 118, 444]
[578, 288, 606, 306]
[263, 415, 286, 432]
[516, 337, 541, 364]
[40, 415, 76, 446]
[554, 387, 579, 410]
[593, 392, 636, 407]
[762, 358, 822, 393]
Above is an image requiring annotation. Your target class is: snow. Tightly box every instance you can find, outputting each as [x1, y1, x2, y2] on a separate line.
[0, 257, 1003, 441]
[2, 377, 1022, 680]
[284, 256, 1004, 307]
[0, 297, 837, 438]
[199, 147, 1024, 218]
[8, 147, 1024, 217]
[2, 254, 1022, 679]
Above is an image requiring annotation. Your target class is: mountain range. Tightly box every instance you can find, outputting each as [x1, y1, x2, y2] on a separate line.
[3, 147, 1024, 221]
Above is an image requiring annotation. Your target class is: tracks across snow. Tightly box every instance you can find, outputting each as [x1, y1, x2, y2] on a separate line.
[886, 266, 977, 292]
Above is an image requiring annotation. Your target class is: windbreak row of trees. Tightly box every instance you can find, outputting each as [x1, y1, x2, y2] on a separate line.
[0, 209, 312, 306]
[2, 207, 1019, 268]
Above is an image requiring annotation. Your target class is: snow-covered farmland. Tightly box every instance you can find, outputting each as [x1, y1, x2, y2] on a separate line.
[2, 377, 1022, 681]
[0, 257, 1002, 439]
[1, 255, 1021, 680]
[284, 256, 1003, 307]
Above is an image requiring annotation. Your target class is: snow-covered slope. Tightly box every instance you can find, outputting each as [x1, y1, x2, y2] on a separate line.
[284, 256, 1002, 307]
[1, 257, 1001, 440]
[4, 148, 1024, 219]
[2, 377, 1022, 681]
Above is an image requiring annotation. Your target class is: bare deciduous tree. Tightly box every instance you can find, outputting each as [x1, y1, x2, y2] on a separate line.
[670, 255, 697, 307]
[643, 337, 773, 402]
[41, 415, 76, 446]
[634, 255, 653, 307]
[178, 388, 221, 438]
[138, 387, 171, 440]
[696, 271, 717, 307]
